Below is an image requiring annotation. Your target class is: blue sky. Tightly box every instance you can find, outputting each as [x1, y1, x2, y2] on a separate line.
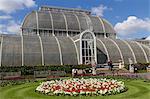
[0, 0, 150, 40]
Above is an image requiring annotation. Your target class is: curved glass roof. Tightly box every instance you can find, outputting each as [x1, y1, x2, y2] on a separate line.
[22, 11, 116, 34]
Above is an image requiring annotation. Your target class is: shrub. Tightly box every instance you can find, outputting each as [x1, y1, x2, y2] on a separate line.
[124, 63, 149, 70]
[0, 65, 91, 76]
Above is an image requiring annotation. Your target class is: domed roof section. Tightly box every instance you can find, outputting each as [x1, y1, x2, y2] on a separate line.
[22, 11, 37, 29]
[22, 6, 116, 34]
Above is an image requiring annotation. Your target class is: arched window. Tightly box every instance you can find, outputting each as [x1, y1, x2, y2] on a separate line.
[80, 30, 97, 64]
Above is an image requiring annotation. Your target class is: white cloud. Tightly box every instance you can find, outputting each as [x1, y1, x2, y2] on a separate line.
[91, 4, 108, 17]
[0, 15, 12, 19]
[0, 24, 6, 33]
[0, 0, 36, 13]
[0, 24, 5, 29]
[114, 16, 150, 37]
[0, 20, 21, 34]
[7, 20, 21, 34]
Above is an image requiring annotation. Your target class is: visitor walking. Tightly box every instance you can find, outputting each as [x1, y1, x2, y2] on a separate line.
[72, 69, 77, 77]
[108, 60, 113, 71]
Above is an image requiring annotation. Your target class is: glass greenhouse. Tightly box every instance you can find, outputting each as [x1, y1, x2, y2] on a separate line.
[0, 6, 149, 67]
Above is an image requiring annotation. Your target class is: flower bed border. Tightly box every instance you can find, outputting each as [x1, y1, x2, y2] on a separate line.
[36, 78, 128, 96]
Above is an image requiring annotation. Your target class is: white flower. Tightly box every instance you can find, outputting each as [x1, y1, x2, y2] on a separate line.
[35, 78, 126, 96]
[79, 90, 85, 94]
[44, 89, 50, 94]
[54, 90, 61, 94]
[103, 89, 108, 94]
[64, 91, 71, 95]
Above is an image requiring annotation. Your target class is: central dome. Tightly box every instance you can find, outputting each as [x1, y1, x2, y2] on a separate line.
[22, 6, 116, 38]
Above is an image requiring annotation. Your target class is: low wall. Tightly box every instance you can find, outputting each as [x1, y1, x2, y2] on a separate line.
[34, 70, 66, 78]
[0, 72, 21, 80]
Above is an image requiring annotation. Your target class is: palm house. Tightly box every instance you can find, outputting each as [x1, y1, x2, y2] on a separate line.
[0, 6, 149, 67]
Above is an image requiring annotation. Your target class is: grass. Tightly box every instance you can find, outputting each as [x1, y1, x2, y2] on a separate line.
[0, 79, 150, 99]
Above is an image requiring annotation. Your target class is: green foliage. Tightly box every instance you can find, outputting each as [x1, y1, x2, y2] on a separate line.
[124, 64, 129, 70]
[124, 63, 149, 71]
[0, 65, 91, 76]
[0, 79, 36, 87]
[0, 79, 150, 99]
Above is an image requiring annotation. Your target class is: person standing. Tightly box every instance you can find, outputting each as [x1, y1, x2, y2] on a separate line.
[91, 59, 96, 75]
[72, 68, 76, 77]
[108, 60, 113, 71]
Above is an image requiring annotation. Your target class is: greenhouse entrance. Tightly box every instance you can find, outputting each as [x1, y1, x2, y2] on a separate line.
[80, 30, 97, 65]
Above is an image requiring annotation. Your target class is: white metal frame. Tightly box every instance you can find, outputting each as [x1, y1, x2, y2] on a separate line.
[54, 36, 63, 65]
[97, 39, 110, 61]
[109, 38, 124, 64]
[21, 35, 24, 66]
[49, 11, 55, 36]
[80, 30, 97, 64]
[82, 13, 93, 32]
[141, 45, 150, 62]
[62, 12, 69, 36]
[21, 11, 34, 35]
[74, 39, 80, 43]
[97, 16, 106, 38]
[74, 14, 81, 33]
[68, 36, 80, 64]
[0, 36, 3, 66]
[36, 11, 45, 65]
[38, 36, 44, 65]
[121, 40, 137, 63]
[135, 41, 149, 63]
[35, 11, 39, 35]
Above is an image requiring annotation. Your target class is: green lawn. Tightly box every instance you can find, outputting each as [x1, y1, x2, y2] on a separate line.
[0, 79, 150, 99]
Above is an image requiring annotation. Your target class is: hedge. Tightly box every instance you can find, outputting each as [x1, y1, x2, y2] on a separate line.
[0, 65, 91, 75]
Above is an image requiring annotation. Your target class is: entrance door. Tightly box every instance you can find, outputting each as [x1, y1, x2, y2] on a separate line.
[80, 30, 97, 64]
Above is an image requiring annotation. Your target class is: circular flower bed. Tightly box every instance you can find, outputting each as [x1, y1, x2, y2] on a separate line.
[36, 78, 127, 96]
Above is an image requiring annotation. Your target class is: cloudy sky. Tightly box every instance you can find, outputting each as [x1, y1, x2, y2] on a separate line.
[0, 0, 149, 40]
